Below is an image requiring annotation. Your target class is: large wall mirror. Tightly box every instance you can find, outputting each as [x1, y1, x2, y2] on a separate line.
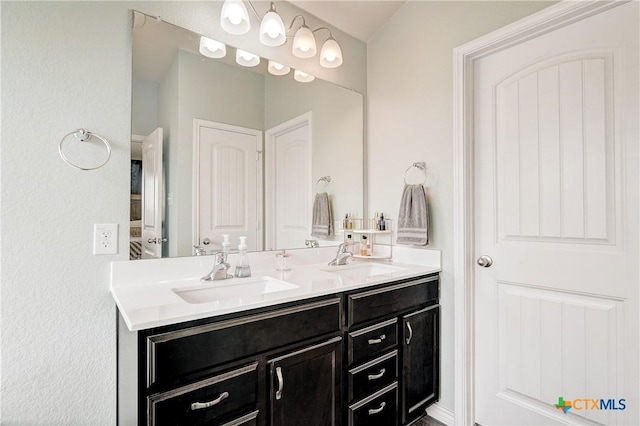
[130, 12, 364, 259]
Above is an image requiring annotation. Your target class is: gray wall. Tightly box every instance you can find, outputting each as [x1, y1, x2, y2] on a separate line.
[367, 0, 555, 413]
[0, 1, 365, 423]
[131, 79, 159, 136]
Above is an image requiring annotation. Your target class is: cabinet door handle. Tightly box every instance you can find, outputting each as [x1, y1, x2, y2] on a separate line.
[368, 401, 386, 415]
[190, 391, 229, 411]
[406, 322, 413, 345]
[367, 368, 386, 381]
[275, 366, 284, 400]
[368, 334, 386, 345]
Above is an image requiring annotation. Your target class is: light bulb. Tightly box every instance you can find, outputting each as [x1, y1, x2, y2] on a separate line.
[292, 25, 317, 58]
[294, 69, 315, 83]
[220, 0, 250, 35]
[199, 36, 226, 59]
[236, 49, 260, 67]
[260, 10, 286, 47]
[268, 60, 290, 76]
[320, 37, 343, 68]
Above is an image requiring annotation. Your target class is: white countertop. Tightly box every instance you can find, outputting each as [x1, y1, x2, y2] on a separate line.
[111, 247, 441, 332]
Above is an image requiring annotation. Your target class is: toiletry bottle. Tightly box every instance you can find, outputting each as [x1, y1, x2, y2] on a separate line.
[343, 214, 349, 231]
[379, 213, 386, 231]
[221, 234, 231, 254]
[235, 236, 252, 278]
[346, 234, 354, 253]
[360, 235, 369, 256]
[374, 212, 380, 230]
[347, 213, 353, 230]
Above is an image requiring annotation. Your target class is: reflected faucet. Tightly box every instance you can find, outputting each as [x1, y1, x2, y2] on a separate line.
[305, 239, 319, 248]
[328, 242, 356, 266]
[201, 252, 233, 281]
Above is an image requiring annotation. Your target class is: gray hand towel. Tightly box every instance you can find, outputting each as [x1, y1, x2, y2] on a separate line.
[311, 192, 333, 237]
[397, 184, 429, 245]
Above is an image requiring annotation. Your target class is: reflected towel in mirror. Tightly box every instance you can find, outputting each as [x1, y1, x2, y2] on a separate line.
[311, 192, 333, 237]
[397, 184, 429, 245]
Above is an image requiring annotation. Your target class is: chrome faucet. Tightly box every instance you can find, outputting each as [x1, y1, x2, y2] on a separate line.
[328, 242, 356, 266]
[201, 252, 233, 281]
[305, 239, 319, 248]
[193, 245, 206, 256]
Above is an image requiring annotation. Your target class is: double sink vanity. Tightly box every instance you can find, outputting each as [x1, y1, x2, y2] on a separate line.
[112, 247, 441, 425]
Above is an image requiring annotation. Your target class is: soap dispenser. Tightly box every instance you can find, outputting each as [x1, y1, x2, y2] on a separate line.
[221, 234, 231, 254]
[235, 236, 252, 278]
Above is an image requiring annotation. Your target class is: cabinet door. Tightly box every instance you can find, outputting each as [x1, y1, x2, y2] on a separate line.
[401, 305, 439, 424]
[269, 337, 342, 426]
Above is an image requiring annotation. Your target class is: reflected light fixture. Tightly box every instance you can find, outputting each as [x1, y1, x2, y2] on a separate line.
[294, 69, 315, 83]
[221, 0, 250, 35]
[260, 3, 286, 47]
[236, 49, 260, 67]
[199, 36, 226, 59]
[268, 60, 290, 76]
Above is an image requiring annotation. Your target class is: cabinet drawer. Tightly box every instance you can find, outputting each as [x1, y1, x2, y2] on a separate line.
[348, 318, 397, 365]
[348, 382, 398, 426]
[147, 298, 341, 388]
[148, 363, 258, 426]
[348, 350, 398, 403]
[347, 276, 438, 327]
[220, 410, 259, 426]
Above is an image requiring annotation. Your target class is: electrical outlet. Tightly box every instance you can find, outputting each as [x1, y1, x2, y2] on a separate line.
[93, 223, 118, 255]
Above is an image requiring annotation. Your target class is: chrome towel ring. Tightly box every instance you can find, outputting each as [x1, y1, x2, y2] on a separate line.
[58, 129, 112, 171]
[404, 161, 427, 185]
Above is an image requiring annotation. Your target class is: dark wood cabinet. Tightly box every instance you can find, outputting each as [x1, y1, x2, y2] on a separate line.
[401, 305, 440, 425]
[132, 273, 440, 426]
[269, 337, 342, 426]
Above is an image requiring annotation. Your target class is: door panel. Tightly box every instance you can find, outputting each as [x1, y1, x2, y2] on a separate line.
[141, 127, 163, 259]
[474, 3, 638, 425]
[196, 121, 261, 252]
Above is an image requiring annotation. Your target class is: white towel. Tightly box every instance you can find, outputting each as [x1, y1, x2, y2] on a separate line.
[397, 184, 429, 245]
[311, 192, 333, 237]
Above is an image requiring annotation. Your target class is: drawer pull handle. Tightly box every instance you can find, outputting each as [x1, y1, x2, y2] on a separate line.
[275, 366, 284, 400]
[368, 401, 386, 415]
[368, 334, 386, 345]
[367, 368, 386, 381]
[406, 322, 413, 345]
[190, 391, 229, 411]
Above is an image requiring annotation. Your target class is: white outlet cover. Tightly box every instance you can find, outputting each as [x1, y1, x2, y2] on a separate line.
[93, 223, 118, 255]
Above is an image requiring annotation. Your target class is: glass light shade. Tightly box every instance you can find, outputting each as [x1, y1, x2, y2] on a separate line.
[236, 49, 260, 67]
[292, 25, 317, 58]
[220, 0, 250, 35]
[320, 37, 343, 68]
[199, 36, 226, 59]
[268, 60, 291, 76]
[294, 70, 315, 83]
[260, 11, 286, 46]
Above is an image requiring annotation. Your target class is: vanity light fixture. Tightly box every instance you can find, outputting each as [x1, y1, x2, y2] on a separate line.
[294, 69, 315, 83]
[259, 3, 286, 47]
[199, 36, 226, 59]
[219, 1, 344, 69]
[220, 0, 251, 35]
[236, 49, 260, 67]
[268, 60, 291, 76]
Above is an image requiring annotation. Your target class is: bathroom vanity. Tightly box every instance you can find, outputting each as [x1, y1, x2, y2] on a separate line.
[112, 250, 440, 426]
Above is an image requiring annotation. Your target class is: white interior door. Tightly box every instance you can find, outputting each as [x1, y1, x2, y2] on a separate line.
[474, 2, 638, 425]
[195, 120, 262, 252]
[265, 113, 312, 250]
[141, 127, 164, 259]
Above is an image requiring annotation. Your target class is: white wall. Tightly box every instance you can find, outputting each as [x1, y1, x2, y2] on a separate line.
[367, 0, 555, 413]
[1, 1, 365, 424]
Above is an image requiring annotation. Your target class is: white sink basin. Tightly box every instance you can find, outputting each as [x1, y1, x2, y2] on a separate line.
[323, 263, 407, 280]
[173, 277, 299, 304]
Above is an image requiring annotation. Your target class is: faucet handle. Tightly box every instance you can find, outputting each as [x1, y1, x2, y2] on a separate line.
[214, 251, 227, 263]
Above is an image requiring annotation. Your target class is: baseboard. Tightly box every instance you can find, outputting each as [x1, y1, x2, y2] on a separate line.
[426, 403, 455, 425]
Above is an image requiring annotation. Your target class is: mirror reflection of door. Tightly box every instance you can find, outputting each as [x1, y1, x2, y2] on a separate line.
[265, 113, 312, 250]
[141, 128, 164, 259]
[194, 119, 263, 253]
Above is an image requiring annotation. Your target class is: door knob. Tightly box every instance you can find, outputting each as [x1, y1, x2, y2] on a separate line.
[203, 238, 211, 245]
[477, 255, 493, 267]
[148, 238, 168, 244]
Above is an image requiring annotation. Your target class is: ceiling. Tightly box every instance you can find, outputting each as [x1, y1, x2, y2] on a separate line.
[290, 0, 406, 42]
